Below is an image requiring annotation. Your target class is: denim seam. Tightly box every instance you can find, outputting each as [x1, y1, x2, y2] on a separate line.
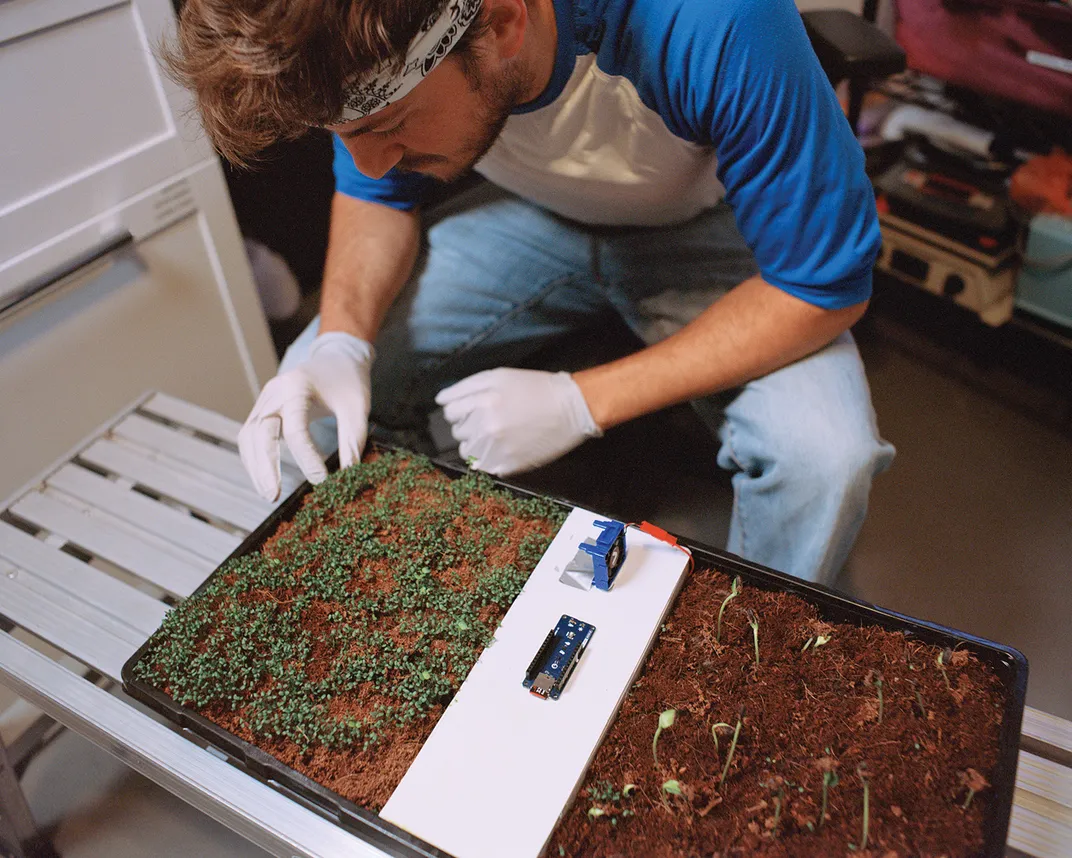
[386, 272, 586, 420]
[723, 419, 748, 557]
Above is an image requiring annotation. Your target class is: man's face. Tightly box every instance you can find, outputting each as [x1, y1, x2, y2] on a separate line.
[329, 49, 528, 183]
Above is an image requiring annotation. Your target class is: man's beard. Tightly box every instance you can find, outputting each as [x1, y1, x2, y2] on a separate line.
[397, 58, 526, 181]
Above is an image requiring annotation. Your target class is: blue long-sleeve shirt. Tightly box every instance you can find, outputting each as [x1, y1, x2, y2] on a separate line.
[332, 0, 880, 309]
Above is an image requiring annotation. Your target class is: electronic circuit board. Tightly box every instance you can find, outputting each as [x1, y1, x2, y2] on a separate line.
[522, 614, 595, 700]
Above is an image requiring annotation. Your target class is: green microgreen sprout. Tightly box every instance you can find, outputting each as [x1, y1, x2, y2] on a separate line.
[652, 708, 676, 768]
[960, 768, 989, 809]
[801, 636, 814, 652]
[587, 807, 605, 820]
[937, 647, 953, 690]
[745, 609, 760, 667]
[856, 762, 872, 850]
[623, 783, 637, 798]
[465, 455, 478, 468]
[719, 706, 746, 786]
[816, 757, 839, 828]
[716, 576, 741, 643]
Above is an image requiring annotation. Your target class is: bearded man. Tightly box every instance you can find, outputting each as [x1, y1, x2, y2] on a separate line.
[170, 0, 895, 584]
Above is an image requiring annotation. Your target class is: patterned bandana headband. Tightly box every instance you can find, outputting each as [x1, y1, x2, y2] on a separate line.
[329, 0, 483, 123]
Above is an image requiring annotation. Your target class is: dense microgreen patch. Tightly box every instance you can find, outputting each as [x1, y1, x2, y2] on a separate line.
[134, 451, 565, 754]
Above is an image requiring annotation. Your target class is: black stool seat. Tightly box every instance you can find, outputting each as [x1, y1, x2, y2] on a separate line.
[802, 9, 907, 85]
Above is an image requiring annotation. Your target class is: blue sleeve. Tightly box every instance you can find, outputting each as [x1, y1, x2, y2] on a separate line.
[331, 134, 440, 210]
[602, 0, 879, 308]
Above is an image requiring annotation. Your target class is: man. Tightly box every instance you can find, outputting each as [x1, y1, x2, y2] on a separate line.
[171, 0, 895, 584]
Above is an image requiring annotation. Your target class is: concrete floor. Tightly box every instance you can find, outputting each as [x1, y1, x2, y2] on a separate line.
[8, 291, 1072, 857]
[848, 320, 1072, 722]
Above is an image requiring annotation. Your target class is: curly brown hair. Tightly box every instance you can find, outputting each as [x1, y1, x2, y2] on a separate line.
[164, 0, 486, 165]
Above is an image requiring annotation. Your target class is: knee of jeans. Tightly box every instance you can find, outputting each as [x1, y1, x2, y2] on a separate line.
[772, 420, 894, 495]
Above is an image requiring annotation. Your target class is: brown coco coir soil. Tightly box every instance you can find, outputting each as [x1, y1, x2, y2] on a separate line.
[132, 452, 565, 810]
[548, 563, 1007, 858]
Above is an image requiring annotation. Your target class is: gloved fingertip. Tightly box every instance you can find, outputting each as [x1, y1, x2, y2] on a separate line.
[335, 417, 365, 469]
[435, 370, 492, 405]
[252, 476, 280, 503]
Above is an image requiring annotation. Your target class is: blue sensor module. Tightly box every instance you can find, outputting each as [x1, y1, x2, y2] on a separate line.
[523, 615, 595, 700]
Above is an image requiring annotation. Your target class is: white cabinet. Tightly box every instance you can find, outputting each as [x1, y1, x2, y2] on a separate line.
[0, 0, 218, 296]
[0, 0, 277, 498]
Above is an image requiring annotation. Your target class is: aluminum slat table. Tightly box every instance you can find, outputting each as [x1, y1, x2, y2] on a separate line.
[0, 392, 384, 858]
[0, 391, 1069, 858]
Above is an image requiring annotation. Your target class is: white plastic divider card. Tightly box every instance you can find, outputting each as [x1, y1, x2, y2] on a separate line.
[381, 508, 692, 858]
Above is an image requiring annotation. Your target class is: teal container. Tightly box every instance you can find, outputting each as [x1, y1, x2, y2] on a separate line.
[1015, 214, 1072, 330]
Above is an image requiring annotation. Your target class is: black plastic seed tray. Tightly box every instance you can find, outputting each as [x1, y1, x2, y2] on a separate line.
[122, 450, 1027, 858]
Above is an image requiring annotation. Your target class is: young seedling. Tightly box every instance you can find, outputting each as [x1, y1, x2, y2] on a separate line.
[622, 783, 637, 798]
[716, 576, 741, 643]
[661, 779, 683, 810]
[762, 776, 786, 836]
[711, 721, 733, 763]
[909, 678, 926, 717]
[745, 609, 760, 667]
[816, 757, 839, 828]
[856, 762, 872, 850]
[937, 647, 954, 690]
[960, 768, 989, 809]
[652, 708, 676, 768]
[719, 706, 746, 786]
[801, 633, 832, 653]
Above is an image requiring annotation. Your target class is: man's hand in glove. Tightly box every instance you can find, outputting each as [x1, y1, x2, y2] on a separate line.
[435, 368, 603, 477]
[238, 332, 374, 500]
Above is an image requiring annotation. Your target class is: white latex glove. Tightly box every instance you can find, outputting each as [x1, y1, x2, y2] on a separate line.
[435, 368, 603, 477]
[238, 332, 374, 500]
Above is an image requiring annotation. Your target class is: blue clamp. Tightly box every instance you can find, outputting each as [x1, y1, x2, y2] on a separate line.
[579, 519, 628, 591]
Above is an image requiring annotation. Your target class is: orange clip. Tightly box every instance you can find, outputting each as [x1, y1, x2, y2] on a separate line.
[637, 520, 678, 546]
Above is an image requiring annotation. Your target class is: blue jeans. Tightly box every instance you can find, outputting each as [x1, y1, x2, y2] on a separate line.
[282, 181, 895, 584]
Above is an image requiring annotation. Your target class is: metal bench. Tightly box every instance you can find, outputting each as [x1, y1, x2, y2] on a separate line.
[0, 393, 1069, 858]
